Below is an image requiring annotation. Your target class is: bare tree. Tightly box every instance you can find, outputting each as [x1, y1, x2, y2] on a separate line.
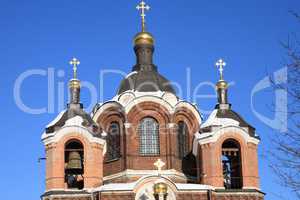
[270, 12, 300, 198]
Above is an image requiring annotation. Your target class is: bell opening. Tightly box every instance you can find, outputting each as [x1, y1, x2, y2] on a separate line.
[64, 140, 84, 189]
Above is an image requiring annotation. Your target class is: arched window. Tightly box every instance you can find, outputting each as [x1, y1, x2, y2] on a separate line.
[139, 117, 160, 156]
[177, 121, 189, 158]
[64, 140, 84, 189]
[222, 139, 243, 189]
[106, 122, 121, 161]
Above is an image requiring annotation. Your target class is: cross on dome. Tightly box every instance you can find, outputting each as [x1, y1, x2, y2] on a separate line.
[216, 59, 226, 80]
[136, 0, 151, 32]
[70, 57, 80, 79]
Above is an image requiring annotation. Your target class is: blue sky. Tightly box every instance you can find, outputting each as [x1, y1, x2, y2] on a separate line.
[0, 0, 299, 199]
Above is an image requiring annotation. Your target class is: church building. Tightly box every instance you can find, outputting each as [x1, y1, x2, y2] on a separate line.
[41, 1, 264, 200]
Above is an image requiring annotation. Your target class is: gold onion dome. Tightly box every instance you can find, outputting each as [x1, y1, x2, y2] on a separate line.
[153, 182, 168, 194]
[134, 31, 155, 46]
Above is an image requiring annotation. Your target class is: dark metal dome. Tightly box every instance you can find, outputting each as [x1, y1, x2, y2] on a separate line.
[117, 69, 176, 95]
[117, 32, 176, 95]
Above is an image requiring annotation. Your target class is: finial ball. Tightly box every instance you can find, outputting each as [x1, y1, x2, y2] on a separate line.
[134, 31, 154, 45]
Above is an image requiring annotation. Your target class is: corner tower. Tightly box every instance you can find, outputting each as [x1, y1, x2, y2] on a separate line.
[193, 59, 261, 192]
[41, 58, 106, 200]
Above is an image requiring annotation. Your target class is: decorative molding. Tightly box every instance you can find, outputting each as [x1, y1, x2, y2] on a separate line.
[93, 95, 202, 127]
[41, 116, 107, 155]
[167, 123, 176, 128]
[124, 123, 132, 128]
[103, 169, 187, 182]
[192, 126, 260, 156]
[93, 175, 214, 193]
[124, 95, 174, 114]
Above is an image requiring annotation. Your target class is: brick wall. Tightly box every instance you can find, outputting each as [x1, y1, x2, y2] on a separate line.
[95, 101, 200, 181]
[42, 190, 264, 200]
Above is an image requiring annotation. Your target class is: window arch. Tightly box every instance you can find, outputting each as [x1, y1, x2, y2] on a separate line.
[106, 122, 121, 161]
[177, 121, 189, 158]
[222, 139, 243, 189]
[139, 117, 160, 156]
[64, 140, 84, 189]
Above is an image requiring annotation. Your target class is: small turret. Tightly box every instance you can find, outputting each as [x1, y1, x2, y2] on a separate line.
[68, 58, 82, 108]
[215, 59, 230, 110]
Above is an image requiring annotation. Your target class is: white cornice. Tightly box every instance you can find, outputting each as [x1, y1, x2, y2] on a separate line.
[93, 175, 214, 192]
[93, 94, 202, 124]
[192, 126, 260, 156]
[103, 169, 187, 182]
[42, 117, 106, 154]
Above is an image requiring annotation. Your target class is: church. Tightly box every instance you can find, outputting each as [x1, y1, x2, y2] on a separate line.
[41, 1, 264, 200]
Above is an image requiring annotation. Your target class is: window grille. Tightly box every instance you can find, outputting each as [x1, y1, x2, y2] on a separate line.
[106, 122, 121, 161]
[178, 121, 189, 158]
[139, 117, 160, 156]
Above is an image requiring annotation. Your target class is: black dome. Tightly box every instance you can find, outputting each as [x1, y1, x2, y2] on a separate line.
[117, 69, 176, 95]
[117, 32, 176, 95]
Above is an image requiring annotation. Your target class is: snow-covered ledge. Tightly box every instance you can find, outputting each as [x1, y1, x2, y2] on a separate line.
[90, 175, 214, 193]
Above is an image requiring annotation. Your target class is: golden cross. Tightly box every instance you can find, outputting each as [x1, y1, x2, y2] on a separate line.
[69, 57, 80, 79]
[216, 59, 226, 80]
[154, 159, 165, 174]
[136, 0, 150, 32]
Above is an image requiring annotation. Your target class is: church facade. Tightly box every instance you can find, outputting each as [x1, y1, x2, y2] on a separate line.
[41, 1, 264, 200]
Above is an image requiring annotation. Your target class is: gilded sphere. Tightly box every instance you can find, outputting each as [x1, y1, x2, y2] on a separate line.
[69, 79, 81, 89]
[216, 80, 228, 89]
[134, 32, 154, 45]
[153, 182, 168, 194]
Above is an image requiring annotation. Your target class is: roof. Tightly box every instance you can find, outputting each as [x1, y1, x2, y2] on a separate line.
[201, 107, 256, 137]
[117, 68, 176, 95]
[45, 103, 100, 134]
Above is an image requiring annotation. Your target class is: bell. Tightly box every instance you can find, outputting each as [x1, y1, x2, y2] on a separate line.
[66, 151, 82, 174]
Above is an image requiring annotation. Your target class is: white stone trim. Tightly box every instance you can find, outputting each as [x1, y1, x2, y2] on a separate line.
[124, 95, 174, 114]
[215, 191, 264, 196]
[42, 117, 106, 155]
[174, 101, 202, 124]
[176, 183, 214, 190]
[93, 175, 214, 192]
[167, 123, 176, 128]
[93, 182, 136, 192]
[126, 71, 138, 78]
[44, 188, 67, 193]
[43, 193, 91, 197]
[243, 186, 261, 190]
[103, 169, 187, 182]
[43, 125, 105, 145]
[124, 123, 132, 128]
[93, 94, 202, 129]
[92, 101, 124, 121]
[193, 126, 260, 156]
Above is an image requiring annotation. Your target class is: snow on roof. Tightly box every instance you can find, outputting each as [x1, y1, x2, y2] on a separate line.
[201, 109, 239, 128]
[46, 110, 66, 128]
